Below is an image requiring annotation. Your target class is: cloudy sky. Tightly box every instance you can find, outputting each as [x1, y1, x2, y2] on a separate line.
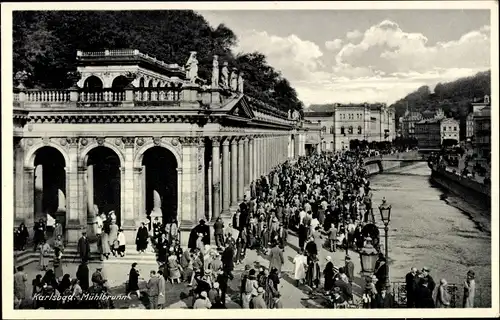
[199, 10, 491, 107]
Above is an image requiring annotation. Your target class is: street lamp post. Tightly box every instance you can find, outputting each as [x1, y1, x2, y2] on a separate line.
[378, 198, 392, 284]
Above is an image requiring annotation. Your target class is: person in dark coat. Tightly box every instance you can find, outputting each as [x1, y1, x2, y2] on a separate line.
[372, 283, 394, 308]
[15, 223, 30, 251]
[128, 262, 141, 297]
[323, 256, 335, 292]
[420, 267, 436, 293]
[76, 261, 90, 291]
[221, 242, 235, 280]
[405, 267, 418, 308]
[33, 219, 46, 251]
[216, 270, 229, 307]
[345, 255, 355, 286]
[192, 220, 210, 246]
[136, 222, 149, 253]
[374, 257, 388, 293]
[156, 233, 169, 265]
[333, 274, 353, 302]
[77, 232, 91, 263]
[415, 279, 435, 308]
[214, 218, 225, 249]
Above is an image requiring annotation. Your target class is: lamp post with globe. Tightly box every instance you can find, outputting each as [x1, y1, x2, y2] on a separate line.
[378, 197, 392, 283]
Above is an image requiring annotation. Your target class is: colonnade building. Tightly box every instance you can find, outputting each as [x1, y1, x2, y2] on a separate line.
[13, 49, 309, 244]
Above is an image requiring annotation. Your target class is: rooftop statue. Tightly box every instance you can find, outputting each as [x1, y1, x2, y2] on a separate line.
[230, 68, 238, 92]
[238, 72, 244, 93]
[211, 55, 219, 89]
[185, 51, 198, 83]
[220, 61, 229, 89]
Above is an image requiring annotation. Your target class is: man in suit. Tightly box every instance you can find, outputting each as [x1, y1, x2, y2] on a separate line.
[77, 231, 91, 263]
[372, 283, 394, 308]
[405, 267, 418, 308]
[213, 217, 225, 249]
[268, 242, 284, 278]
[344, 255, 355, 286]
[147, 270, 160, 309]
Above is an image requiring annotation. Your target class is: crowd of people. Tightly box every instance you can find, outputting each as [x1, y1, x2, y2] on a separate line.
[13, 149, 479, 310]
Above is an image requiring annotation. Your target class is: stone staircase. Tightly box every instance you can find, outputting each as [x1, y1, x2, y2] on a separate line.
[14, 244, 158, 269]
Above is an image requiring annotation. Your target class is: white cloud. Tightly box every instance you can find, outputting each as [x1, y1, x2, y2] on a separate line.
[234, 30, 324, 81]
[336, 20, 490, 74]
[346, 29, 363, 40]
[231, 22, 491, 107]
[325, 39, 343, 51]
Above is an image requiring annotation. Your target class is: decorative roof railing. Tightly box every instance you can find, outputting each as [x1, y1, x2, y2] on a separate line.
[76, 49, 183, 71]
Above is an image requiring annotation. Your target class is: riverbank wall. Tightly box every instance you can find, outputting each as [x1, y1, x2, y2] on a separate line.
[430, 167, 491, 213]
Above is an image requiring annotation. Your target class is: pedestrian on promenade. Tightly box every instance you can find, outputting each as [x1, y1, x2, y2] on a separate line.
[214, 217, 225, 249]
[77, 231, 90, 263]
[323, 256, 335, 293]
[250, 287, 267, 309]
[14, 266, 28, 302]
[345, 255, 355, 286]
[147, 270, 160, 309]
[76, 261, 90, 291]
[372, 282, 394, 308]
[293, 249, 307, 287]
[415, 278, 435, 308]
[435, 278, 451, 308]
[268, 241, 284, 277]
[127, 262, 141, 297]
[117, 228, 126, 257]
[157, 270, 166, 309]
[421, 267, 436, 293]
[136, 222, 149, 253]
[405, 267, 418, 308]
[463, 270, 476, 308]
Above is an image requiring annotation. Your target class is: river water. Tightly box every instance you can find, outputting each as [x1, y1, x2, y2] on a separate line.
[369, 162, 491, 307]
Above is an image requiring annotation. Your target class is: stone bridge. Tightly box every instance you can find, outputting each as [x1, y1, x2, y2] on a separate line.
[363, 151, 425, 173]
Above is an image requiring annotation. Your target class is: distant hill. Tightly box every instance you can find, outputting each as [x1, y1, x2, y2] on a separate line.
[391, 70, 491, 140]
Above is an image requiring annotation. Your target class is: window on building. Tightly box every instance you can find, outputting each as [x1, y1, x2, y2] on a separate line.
[443, 127, 446, 131]
[454, 127, 457, 131]
[340, 126, 345, 135]
[348, 126, 353, 134]
[358, 126, 362, 134]
[330, 126, 334, 134]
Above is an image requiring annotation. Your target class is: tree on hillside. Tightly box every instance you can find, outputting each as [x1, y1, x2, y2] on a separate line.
[13, 10, 303, 112]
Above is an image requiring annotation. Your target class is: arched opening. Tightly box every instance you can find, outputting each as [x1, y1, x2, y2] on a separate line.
[148, 80, 154, 87]
[83, 76, 103, 91]
[86, 147, 121, 226]
[142, 147, 178, 224]
[33, 147, 66, 236]
[139, 77, 145, 88]
[112, 75, 129, 90]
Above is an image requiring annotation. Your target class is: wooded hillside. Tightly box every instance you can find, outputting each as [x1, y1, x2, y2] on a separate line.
[391, 70, 491, 140]
[13, 11, 304, 112]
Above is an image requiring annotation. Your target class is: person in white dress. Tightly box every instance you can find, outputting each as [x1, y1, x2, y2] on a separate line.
[117, 228, 126, 257]
[293, 250, 308, 286]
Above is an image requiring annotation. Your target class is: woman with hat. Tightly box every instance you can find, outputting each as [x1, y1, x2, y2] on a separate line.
[251, 287, 267, 309]
[435, 278, 451, 308]
[265, 267, 280, 308]
[331, 287, 348, 308]
[193, 291, 212, 309]
[463, 270, 476, 308]
[117, 228, 126, 257]
[167, 247, 182, 284]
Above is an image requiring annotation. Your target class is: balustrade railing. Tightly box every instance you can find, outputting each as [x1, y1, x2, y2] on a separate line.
[79, 90, 125, 103]
[134, 87, 181, 102]
[26, 89, 70, 103]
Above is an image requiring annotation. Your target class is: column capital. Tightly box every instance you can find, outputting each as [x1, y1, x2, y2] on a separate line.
[179, 136, 202, 146]
[221, 138, 230, 146]
[210, 136, 222, 144]
[247, 136, 254, 142]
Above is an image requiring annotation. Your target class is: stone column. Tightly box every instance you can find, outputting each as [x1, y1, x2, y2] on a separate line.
[179, 137, 198, 226]
[221, 138, 230, 214]
[237, 137, 245, 201]
[244, 138, 249, 189]
[14, 142, 25, 226]
[211, 137, 221, 221]
[230, 138, 238, 207]
[256, 137, 261, 177]
[122, 140, 135, 242]
[248, 137, 254, 183]
[22, 166, 35, 229]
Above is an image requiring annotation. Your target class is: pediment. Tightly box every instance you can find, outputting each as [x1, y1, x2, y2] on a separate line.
[223, 95, 255, 120]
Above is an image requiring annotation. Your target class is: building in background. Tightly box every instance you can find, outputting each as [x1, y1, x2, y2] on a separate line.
[440, 118, 460, 143]
[466, 112, 475, 140]
[303, 102, 395, 151]
[415, 118, 442, 150]
[472, 95, 491, 159]
[400, 107, 423, 138]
